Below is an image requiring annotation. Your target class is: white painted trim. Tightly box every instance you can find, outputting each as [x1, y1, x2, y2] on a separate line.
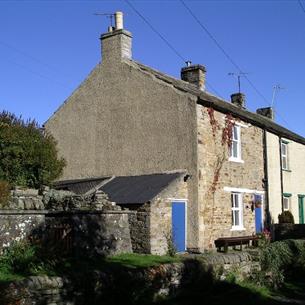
[167, 198, 188, 202]
[230, 227, 246, 231]
[228, 157, 244, 163]
[224, 186, 264, 194]
[234, 121, 250, 128]
[221, 116, 250, 128]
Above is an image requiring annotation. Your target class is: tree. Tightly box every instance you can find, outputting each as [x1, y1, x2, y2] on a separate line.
[0, 111, 65, 188]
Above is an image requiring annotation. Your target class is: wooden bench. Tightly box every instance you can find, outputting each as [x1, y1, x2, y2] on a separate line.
[215, 235, 259, 253]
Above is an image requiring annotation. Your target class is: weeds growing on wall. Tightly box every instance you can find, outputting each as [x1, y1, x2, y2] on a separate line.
[0, 240, 59, 281]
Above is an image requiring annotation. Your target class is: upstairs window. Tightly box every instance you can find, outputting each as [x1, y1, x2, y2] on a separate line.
[230, 125, 241, 161]
[281, 141, 289, 170]
[231, 192, 243, 230]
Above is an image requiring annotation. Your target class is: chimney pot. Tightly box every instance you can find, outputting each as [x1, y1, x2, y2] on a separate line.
[115, 11, 123, 30]
[181, 64, 206, 91]
[231, 93, 246, 109]
[100, 11, 132, 62]
[256, 107, 274, 120]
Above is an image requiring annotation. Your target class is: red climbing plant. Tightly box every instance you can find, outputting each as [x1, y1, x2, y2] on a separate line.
[222, 113, 235, 149]
[207, 107, 219, 138]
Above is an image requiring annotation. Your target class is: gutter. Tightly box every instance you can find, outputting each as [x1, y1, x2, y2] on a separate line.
[279, 137, 284, 213]
[263, 129, 271, 229]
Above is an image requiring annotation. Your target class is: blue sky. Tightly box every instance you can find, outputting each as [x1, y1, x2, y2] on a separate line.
[1, 0, 305, 136]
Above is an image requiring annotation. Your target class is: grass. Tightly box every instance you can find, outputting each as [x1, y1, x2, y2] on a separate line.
[106, 253, 181, 268]
[0, 245, 182, 283]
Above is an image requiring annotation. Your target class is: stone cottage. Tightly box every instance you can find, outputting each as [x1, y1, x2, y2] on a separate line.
[45, 12, 305, 253]
[256, 107, 305, 226]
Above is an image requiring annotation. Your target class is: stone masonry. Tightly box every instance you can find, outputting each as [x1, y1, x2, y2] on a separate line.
[197, 105, 265, 250]
[0, 188, 133, 256]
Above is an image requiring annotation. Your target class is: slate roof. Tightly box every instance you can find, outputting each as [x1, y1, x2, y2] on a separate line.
[126, 59, 305, 146]
[55, 172, 183, 204]
[99, 172, 182, 204]
[54, 177, 111, 195]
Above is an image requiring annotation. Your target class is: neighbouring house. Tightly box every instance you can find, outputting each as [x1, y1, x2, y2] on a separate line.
[256, 107, 305, 225]
[45, 12, 305, 253]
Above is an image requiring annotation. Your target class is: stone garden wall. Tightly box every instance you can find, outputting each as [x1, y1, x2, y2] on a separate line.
[0, 252, 259, 305]
[0, 188, 133, 256]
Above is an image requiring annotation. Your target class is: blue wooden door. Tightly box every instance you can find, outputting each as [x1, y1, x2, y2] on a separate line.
[254, 194, 263, 233]
[172, 201, 186, 252]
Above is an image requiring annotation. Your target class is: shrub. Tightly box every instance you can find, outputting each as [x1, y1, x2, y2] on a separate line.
[258, 239, 305, 288]
[0, 180, 10, 207]
[278, 210, 294, 224]
[0, 111, 65, 188]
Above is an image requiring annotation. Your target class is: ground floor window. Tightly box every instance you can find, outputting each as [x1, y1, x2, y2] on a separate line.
[231, 192, 243, 230]
[283, 194, 291, 211]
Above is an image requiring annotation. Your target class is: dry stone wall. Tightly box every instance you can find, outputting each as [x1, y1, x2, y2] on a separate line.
[0, 188, 133, 256]
[0, 252, 259, 305]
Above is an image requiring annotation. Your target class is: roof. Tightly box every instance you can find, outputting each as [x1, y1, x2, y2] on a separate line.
[55, 172, 183, 204]
[126, 59, 305, 146]
[54, 177, 111, 195]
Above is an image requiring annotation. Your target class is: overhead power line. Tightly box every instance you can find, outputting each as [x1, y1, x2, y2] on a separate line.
[180, 0, 291, 128]
[0, 40, 76, 80]
[124, 0, 186, 63]
[298, 0, 305, 14]
[124, 0, 223, 98]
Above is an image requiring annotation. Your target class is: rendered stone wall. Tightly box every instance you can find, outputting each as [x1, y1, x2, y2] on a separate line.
[267, 132, 305, 224]
[44, 51, 199, 251]
[197, 105, 265, 250]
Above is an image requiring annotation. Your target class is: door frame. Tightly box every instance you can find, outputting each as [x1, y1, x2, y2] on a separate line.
[298, 195, 305, 224]
[171, 199, 187, 251]
[254, 194, 264, 233]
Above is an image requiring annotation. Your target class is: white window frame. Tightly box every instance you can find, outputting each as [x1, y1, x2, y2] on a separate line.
[283, 195, 291, 211]
[231, 192, 244, 230]
[281, 141, 289, 170]
[229, 125, 243, 163]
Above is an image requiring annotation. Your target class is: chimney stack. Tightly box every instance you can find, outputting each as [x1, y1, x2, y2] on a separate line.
[181, 64, 206, 91]
[256, 107, 274, 120]
[231, 93, 246, 109]
[100, 11, 132, 63]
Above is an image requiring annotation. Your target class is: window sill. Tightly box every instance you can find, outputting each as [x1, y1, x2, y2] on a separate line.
[282, 168, 292, 172]
[229, 157, 244, 164]
[230, 227, 246, 231]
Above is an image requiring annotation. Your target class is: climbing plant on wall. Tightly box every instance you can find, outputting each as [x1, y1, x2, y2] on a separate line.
[206, 108, 235, 247]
